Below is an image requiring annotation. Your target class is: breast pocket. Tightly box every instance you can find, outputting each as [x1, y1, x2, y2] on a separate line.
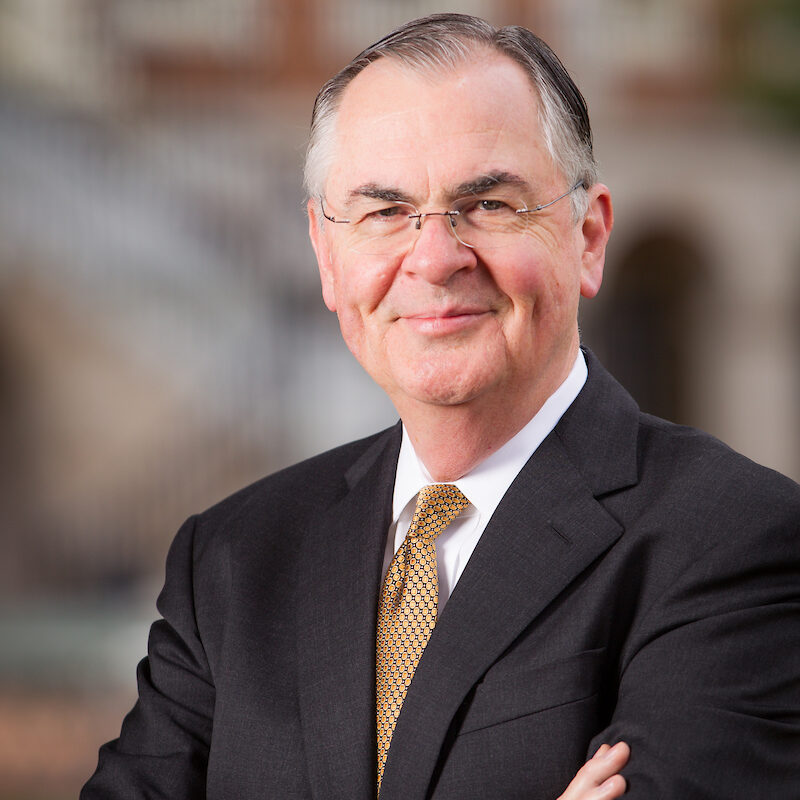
[457, 647, 606, 735]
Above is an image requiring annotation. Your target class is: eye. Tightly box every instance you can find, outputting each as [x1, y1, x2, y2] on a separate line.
[359, 204, 413, 225]
[459, 197, 516, 218]
[374, 205, 405, 218]
[476, 199, 509, 212]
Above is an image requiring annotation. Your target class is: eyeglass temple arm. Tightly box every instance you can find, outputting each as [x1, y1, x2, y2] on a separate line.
[515, 180, 586, 216]
[319, 198, 351, 224]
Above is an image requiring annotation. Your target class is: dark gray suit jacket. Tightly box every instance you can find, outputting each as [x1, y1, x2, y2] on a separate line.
[82, 350, 800, 799]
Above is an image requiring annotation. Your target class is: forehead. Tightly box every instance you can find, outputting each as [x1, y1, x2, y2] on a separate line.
[327, 51, 558, 202]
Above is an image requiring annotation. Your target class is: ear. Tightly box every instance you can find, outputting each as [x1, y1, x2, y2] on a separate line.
[307, 198, 337, 312]
[579, 183, 613, 299]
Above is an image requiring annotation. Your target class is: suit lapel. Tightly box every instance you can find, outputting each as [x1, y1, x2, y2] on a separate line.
[296, 426, 401, 800]
[378, 352, 640, 800]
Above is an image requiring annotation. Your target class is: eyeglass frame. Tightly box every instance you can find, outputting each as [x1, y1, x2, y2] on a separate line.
[318, 179, 586, 250]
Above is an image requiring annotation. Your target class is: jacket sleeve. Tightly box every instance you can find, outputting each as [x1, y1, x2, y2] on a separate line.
[81, 515, 214, 798]
[590, 507, 800, 798]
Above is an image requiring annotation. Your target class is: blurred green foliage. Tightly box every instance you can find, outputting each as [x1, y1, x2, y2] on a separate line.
[731, 0, 800, 126]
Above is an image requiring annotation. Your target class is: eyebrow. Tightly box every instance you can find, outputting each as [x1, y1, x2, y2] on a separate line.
[346, 183, 414, 204]
[453, 171, 532, 197]
[344, 171, 534, 206]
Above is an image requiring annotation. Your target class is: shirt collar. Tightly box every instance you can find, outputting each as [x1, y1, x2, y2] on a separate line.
[392, 349, 588, 522]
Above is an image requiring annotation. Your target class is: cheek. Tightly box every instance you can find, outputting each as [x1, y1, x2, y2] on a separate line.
[333, 255, 397, 315]
[334, 306, 366, 363]
[509, 225, 584, 307]
[499, 256, 581, 336]
[330, 257, 399, 361]
[496, 259, 550, 315]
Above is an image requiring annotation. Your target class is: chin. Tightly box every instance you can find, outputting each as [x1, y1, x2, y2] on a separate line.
[399, 371, 496, 408]
[375, 347, 507, 409]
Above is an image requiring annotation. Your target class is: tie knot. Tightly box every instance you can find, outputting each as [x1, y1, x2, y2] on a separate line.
[407, 484, 469, 543]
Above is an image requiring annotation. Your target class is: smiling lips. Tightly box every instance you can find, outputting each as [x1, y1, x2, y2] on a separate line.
[400, 306, 491, 335]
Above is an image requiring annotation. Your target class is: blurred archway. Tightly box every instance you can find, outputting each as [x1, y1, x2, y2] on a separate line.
[596, 229, 709, 425]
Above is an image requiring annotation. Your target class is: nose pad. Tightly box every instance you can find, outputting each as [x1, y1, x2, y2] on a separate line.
[413, 211, 475, 250]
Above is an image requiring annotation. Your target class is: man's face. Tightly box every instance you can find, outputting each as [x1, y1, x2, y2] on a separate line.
[309, 51, 611, 419]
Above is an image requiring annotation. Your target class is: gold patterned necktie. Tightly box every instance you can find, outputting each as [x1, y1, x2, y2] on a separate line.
[375, 483, 469, 792]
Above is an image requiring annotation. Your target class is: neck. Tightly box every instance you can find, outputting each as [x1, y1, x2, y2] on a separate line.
[403, 406, 522, 482]
[397, 349, 578, 482]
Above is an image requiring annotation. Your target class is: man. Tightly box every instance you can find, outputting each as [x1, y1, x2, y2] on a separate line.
[83, 13, 800, 799]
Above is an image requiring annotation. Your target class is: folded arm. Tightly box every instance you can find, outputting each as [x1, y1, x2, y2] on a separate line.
[590, 510, 800, 798]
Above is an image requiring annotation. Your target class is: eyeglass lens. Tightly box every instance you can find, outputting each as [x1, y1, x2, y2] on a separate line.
[328, 183, 581, 255]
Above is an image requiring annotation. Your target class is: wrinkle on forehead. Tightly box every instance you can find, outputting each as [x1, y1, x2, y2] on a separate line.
[328, 51, 555, 205]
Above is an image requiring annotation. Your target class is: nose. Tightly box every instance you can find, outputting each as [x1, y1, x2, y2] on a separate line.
[402, 211, 477, 285]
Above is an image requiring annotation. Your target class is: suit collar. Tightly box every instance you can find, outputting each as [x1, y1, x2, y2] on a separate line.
[555, 347, 640, 496]
[344, 422, 403, 491]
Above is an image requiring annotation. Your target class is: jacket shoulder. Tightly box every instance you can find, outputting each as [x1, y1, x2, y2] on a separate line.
[632, 412, 800, 537]
[193, 424, 400, 534]
[638, 412, 799, 491]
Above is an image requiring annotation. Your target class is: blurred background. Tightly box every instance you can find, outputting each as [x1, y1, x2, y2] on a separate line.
[0, 0, 797, 796]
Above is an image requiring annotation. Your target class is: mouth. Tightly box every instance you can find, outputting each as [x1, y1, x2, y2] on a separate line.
[399, 306, 491, 336]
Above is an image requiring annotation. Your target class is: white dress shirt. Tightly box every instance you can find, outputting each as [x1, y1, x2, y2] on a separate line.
[383, 350, 588, 612]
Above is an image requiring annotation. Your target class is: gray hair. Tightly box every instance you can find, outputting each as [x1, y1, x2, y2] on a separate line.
[304, 13, 597, 220]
